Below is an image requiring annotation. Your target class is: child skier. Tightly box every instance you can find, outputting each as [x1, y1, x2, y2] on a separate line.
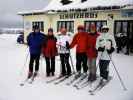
[42, 28, 57, 77]
[96, 25, 116, 83]
[87, 24, 99, 82]
[27, 25, 47, 78]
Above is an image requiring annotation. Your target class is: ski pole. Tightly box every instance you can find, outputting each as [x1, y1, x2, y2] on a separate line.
[40, 55, 43, 76]
[108, 54, 127, 91]
[19, 47, 29, 76]
[69, 49, 76, 73]
[57, 44, 75, 73]
[96, 52, 104, 72]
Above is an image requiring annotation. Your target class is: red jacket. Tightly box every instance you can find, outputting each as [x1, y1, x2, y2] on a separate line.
[70, 32, 88, 53]
[87, 32, 99, 59]
[42, 36, 57, 58]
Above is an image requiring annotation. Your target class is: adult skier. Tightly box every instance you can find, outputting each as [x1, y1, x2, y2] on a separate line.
[57, 28, 72, 77]
[69, 25, 88, 76]
[96, 25, 116, 83]
[87, 24, 99, 82]
[27, 25, 47, 78]
[42, 28, 57, 77]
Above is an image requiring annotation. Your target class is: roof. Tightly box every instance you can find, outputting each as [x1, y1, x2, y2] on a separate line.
[18, 0, 133, 15]
[43, 0, 132, 11]
[122, 5, 133, 10]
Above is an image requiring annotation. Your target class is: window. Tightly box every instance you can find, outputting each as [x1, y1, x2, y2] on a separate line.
[114, 21, 128, 35]
[84, 21, 107, 32]
[114, 20, 133, 38]
[122, 11, 133, 17]
[32, 21, 44, 32]
[114, 20, 133, 53]
[57, 21, 74, 32]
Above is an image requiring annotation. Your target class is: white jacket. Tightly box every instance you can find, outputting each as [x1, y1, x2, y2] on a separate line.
[96, 32, 116, 60]
[56, 32, 73, 54]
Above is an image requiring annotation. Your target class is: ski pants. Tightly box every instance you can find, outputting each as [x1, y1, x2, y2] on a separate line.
[76, 53, 88, 73]
[60, 53, 71, 75]
[88, 58, 96, 76]
[29, 54, 40, 73]
[45, 56, 55, 75]
[99, 60, 110, 80]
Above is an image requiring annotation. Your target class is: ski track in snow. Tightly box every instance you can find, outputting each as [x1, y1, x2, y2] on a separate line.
[0, 34, 133, 100]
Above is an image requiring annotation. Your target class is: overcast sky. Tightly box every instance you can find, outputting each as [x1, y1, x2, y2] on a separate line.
[0, 0, 50, 28]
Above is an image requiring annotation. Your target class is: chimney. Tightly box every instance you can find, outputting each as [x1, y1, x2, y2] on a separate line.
[81, 0, 87, 3]
[60, 0, 72, 5]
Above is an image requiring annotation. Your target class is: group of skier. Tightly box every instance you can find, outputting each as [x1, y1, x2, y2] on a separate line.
[26, 24, 116, 84]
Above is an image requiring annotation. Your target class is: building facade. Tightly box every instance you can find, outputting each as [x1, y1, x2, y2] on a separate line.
[18, 0, 133, 45]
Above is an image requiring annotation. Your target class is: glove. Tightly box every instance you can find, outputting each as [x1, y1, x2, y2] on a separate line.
[66, 41, 70, 49]
[98, 47, 105, 52]
[107, 47, 115, 54]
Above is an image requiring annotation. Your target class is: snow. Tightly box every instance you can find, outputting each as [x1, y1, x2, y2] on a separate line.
[0, 34, 133, 100]
[43, 0, 133, 11]
[18, 0, 133, 15]
[122, 5, 133, 10]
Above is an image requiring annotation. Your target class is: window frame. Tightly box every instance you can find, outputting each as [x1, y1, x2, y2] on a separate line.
[57, 21, 74, 33]
[84, 20, 107, 32]
[32, 21, 44, 32]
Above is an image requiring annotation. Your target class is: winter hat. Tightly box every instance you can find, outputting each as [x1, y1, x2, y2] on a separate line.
[77, 25, 85, 30]
[48, 28, 53, 32]
[102, 25, 109, 30]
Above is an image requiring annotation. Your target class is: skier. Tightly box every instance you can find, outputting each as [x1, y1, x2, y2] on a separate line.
[115, 32, 122, 53]
[96, 25, 116, 83]
[42, 28, 57, 77]
[69, 25, 88, 76]
[57, 28, 72, 77]
[27, 25, 47, 78]
[87, 24, 99, 82]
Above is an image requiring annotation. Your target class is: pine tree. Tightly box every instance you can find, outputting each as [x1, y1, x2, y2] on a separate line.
[60, 0, 72, 5]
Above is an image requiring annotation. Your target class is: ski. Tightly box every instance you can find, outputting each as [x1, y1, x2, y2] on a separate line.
[88, 77, 112, 95]
[73, 74, 88, 87]
[28, 73, 38, 84]
[66, 73, 82, 86]
[88, 80, 103, 95]
[28, 76, 35, 84]
[46, 76, 65, 84]
[75, 80, 90, 90]
[20, 78, 30, 86]
[54, 75, 71, 85]
[54, 73, 75, 85]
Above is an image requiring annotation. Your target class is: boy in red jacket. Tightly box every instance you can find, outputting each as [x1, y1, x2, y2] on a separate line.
[42, 28, 57, 77]
[87, 24, 99, 82]
[69, 25, 88, 75]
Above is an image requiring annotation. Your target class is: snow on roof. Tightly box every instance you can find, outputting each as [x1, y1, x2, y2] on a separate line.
[43, 0, 133, 11]
[18, 10, 45, 15]
[122, 4, 133, 10]
[43, 0, 81, 11]
[18, 0, 133, 15]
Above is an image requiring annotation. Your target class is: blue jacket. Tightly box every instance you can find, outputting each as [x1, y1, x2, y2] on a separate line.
[27, 32, 47, 55]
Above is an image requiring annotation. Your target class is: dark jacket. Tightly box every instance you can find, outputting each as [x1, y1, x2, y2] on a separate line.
[27, 32, 47, 55]
[42, 35, 57, 57]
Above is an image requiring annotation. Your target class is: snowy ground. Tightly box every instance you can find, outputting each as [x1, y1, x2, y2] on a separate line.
[0, 34, 133, 100]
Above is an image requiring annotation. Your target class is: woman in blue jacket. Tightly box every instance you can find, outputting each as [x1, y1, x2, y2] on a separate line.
[27, 25, 47, 78]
